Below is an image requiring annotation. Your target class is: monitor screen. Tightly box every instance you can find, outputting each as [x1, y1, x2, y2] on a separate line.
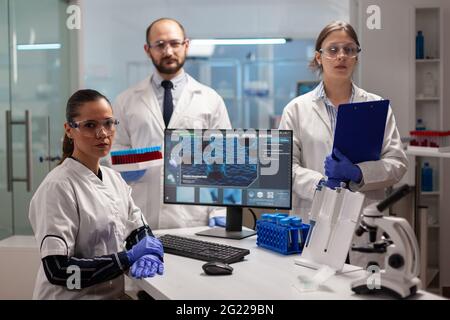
[164, 129, 292, 208]
[163, 129, 292, 239]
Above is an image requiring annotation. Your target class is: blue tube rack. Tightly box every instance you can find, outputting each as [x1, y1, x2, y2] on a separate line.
[256, 214, 310, 255]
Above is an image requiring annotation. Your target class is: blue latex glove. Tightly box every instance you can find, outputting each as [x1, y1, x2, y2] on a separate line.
[209, 216, 226, 228]
[126, 236, 164, 265]
[324, 149, 362, 183]
[130, 254, 164, 279]
[120, 169, 146, 183]
[325, 178, 346, 190]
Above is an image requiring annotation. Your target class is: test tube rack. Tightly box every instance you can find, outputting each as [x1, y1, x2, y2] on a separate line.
[256, 214, 310, 255]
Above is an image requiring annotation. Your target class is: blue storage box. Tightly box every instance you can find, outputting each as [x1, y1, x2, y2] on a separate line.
[256, 215, 310, 255]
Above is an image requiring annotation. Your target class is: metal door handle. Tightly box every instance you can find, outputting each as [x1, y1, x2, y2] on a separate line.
[39, 156, 61, 163]
[6, 110, 12, 192]
[25, 110, 32, 191]
[5, 110, 33, 192]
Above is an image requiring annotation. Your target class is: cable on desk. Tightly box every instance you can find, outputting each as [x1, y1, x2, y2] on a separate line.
[248, 208, 257, 230]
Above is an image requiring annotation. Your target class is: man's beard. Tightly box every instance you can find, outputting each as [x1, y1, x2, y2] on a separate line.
[152, 56, 185, 75]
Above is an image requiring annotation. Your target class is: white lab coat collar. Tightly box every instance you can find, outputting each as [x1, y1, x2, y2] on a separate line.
[172, 75, 203, 120]
[351, 84, 369, 102]
[133, 73, 204, 130]
[65, 158, 120, 205]
[310, 82, 368, 103]
[310, 82, 369, 135]
[134, 76, 165, 131]
[64, 158, 107, 189]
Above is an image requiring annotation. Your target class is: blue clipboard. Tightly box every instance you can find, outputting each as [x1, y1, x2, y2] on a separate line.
[332, 100, 389, 164]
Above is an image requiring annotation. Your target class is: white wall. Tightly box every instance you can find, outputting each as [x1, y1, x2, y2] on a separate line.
[80, 0, 349, 99]
[351, 0, 413, 139]
[351, 0, 450, 137]
[351, 0, 450, 293]
[350, 0, 449, 186]
[82, 0, 349, 38]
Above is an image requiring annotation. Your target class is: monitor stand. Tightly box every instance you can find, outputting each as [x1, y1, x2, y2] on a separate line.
[195, 207, 257, 240]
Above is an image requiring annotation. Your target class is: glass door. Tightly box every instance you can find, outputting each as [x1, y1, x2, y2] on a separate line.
[1, 0, 72, 238]
[0, 0, 13, 239]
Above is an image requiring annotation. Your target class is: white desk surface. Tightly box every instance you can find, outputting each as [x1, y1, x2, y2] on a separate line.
[131, 227, 444, 300]
[0, 235, 37, 248]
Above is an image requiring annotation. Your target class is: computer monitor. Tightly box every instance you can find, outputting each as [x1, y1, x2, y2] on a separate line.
[163, 129, 293, 239]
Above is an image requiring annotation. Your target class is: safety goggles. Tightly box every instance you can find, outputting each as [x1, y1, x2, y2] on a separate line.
[319, 43, 361, 59]
[69, 118, 119, 138]
[148, 39, 188, 52]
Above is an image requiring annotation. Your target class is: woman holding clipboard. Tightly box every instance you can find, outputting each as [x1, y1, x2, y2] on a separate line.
[279, 21, 407, 267]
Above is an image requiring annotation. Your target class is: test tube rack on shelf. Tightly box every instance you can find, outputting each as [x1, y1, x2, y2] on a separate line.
[409, 130, 450, 148]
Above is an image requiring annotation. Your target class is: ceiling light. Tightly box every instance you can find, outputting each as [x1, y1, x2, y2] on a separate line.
[190, 38, 288, 46]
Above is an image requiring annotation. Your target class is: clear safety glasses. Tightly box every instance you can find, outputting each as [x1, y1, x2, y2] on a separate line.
[148, 39, 188, 52]
[69, 118, 119, 138]
[319, 43, 361, 59]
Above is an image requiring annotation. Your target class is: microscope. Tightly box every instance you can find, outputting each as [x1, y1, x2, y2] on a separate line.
[351, 184, 422, 299]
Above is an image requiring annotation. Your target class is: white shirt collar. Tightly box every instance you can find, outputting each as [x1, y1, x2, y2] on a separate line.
[315, 81, 356, 106]
[151, 70, 186, 89]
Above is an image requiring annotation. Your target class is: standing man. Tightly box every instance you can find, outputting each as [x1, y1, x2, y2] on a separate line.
[113, 18, 231, 229]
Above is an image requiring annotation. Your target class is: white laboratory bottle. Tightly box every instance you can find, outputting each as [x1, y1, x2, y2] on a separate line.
[423, 71, 436, 97]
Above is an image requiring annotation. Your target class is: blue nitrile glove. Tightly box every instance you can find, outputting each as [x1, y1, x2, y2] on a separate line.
[126, 236, 164, 265]
[324, 149, 362, 183]
[120, 169, 146, 183]
[325, 178, 345, 190]
[209, 216, 226, 228]
[130, 254, 164, 279]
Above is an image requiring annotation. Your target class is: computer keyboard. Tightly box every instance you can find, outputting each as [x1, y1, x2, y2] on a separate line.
[158, 234, 250, 264]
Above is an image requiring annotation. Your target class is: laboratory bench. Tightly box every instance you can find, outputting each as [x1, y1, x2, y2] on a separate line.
[130, 227, 444, 300]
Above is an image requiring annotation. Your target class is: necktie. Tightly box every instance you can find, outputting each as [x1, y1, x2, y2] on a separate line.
[161, 80, 174, 127]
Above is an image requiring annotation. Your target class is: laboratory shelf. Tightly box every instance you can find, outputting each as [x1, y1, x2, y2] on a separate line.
[416, 59, 440, 63]
[406, 146, 450, 158]
[416, 97, 440, 101]
[420, 191, 440, 196]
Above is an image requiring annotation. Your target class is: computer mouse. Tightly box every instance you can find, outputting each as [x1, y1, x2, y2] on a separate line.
[202, 261, 233, 275]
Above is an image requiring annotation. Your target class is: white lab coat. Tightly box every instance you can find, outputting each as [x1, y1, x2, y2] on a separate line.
[279, 84, 408, 267]
[29, 158, 147, 299]
[112, 74, 232, 229]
